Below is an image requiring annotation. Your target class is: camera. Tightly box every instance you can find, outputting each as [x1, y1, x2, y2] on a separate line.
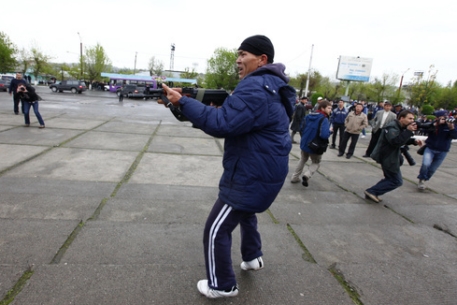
[19, 87, 25, 91]
[446, 116, 455, 123]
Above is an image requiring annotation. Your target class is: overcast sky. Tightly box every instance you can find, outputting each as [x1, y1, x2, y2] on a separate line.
[2, 0, 456, 86]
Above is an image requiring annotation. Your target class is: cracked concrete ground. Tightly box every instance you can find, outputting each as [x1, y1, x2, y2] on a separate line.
[0, 87, 456, 305]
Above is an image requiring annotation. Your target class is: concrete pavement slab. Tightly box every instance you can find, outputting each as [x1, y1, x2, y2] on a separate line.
[336, 261, 457, 305]
[0, 127, 83, 146]
[149, 135, 222, 155]
[0, 144, 49, 172]
[0, 219, 81, 266]
[291, 223, 457, 266]
[62, 131, 152, 151]
[130, 153, 223, 187]
[3, 148, 138, 182]
[43, 117, 107, 130]
[93, 120, 160, 134]
[13, 262, 354, 305]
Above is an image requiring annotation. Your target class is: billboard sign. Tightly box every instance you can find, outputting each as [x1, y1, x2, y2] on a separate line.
[336, 56, 373, 82]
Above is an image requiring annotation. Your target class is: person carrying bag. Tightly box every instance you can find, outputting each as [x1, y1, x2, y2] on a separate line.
[290, 100, 332, 187]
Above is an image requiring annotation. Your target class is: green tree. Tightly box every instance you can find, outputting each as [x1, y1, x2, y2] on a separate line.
[30, 47, 51, 82]
[148, 56, 164, 76]
[180, 67, 199, 79]
[205, 48, 239, 90]
[85, 43, 111, 82]
[433, 80, 457, 110]
[408, 65, 439, 108]
[0, 32, 17, 73]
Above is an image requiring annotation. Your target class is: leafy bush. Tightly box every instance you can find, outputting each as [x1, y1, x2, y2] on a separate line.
[421, 104, 434, 115]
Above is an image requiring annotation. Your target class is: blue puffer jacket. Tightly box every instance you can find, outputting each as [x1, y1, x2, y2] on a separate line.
[300, 112, 331, 154]
[178, 63, 295, 213]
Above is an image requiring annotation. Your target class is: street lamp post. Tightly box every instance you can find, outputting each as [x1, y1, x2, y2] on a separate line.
[77, 32, 83, 80]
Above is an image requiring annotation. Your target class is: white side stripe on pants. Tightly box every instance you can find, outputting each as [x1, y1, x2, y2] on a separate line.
[208, 203, 232, 288]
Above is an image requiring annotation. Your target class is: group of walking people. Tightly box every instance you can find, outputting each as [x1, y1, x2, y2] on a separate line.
[289, 97, 457, 200]
[8, 72, 45, 128]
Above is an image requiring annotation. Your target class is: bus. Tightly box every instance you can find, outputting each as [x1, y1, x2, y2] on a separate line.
[101, 73, 159, 93]
[100, 72, 198, 93]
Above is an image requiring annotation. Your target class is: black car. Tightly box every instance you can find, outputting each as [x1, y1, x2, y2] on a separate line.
[116, 84, 145, 98]
[49, 80, 87, 93]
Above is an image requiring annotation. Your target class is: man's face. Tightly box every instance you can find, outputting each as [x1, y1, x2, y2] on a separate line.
[338, 101, 344, 108]
[237, 50, 262, 80]
[324, 105, 332, 115]
[301, 98, 307, 104]
[384, 104, 392, 111]
[355, 104, 363, 113]
[399, 113, 415, 127]
[16, 73, 22, 80]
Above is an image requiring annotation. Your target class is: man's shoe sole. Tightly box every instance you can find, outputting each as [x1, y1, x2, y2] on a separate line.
[364, 191, 380, 203]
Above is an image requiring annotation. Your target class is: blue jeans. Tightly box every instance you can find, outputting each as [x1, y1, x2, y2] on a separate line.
[417, 147, 447, 181]
[366, 167, 403, 196]
[24, 102, 45, 125]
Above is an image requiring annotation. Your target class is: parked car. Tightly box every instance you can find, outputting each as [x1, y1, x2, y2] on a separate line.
[0, 80, 8, 92]
[116, 84, 145, 98]
[49, 80, 87, 93]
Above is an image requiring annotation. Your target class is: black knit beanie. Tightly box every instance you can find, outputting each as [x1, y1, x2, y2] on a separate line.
[238, 35, 274, 63]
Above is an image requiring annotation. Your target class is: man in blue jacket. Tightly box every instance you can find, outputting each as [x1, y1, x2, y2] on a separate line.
[290, 100, 332, 186]
[8, 72, 27, 115]
[329, 99, 347, 149]
[417, 110, 457, 190]
[161, 35, 295, 299]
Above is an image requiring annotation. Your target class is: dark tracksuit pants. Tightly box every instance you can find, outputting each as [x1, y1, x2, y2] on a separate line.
[203, 198, 262, 290]
[365, 129, 382, 156]
[13, 93, 24, 114]
[331, 123, 345, 147]
[339, 131, 360, 157]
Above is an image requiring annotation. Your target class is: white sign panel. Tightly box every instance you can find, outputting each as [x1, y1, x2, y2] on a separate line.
[336, 56, 373, 82]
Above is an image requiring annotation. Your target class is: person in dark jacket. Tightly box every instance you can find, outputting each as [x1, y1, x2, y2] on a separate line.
[161, 35, 295, 299]
[329, 99, 348, 149]
[8, 72, 27, 115]
[290, 96, 308, 143]
[365, 110, 423, 202]
[290, 100, 332, 186]
[417, 110, 457, 190]
[16, 83, 45, 128]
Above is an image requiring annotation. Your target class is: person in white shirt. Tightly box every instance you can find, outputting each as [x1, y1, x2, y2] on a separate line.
[363, 101, 397, 158]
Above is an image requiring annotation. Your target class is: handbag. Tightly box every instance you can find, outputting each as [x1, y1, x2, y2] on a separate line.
[307, 117, 329, 155]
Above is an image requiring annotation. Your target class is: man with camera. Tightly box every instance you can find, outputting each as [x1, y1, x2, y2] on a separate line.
[17, 83, 45, 128]
[417, 110, 457, 190]
[365, 110, 423, 203]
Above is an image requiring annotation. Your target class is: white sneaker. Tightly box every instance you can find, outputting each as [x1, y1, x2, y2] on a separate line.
[197, 280, 238, 298]
[240, 257, 264, 271]
[418, 180, 426, 190]
[361, 135, 366, 138]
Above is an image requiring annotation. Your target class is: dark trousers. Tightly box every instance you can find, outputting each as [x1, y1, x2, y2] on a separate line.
[365, 129, 382, 156]
[13, 94, 24, 114]
[339, 132, 360, 156]
[331, 123, 345, 147]
[366, 167, 403, 196]
[203, 198, 262, 290]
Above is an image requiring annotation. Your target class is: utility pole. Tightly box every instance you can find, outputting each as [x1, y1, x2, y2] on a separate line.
[133, 52, 138, 74]
[77, 32, 83, 80]
[304, 44, 314, 98]
[397, 68, 410, 101]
